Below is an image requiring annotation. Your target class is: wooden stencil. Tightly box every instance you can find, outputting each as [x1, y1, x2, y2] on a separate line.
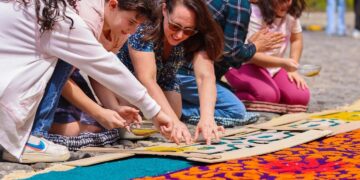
[252, 110, 360, 136]
[81, 129, 331, 164]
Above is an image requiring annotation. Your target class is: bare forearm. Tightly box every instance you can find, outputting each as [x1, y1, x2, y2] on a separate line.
[250, 53, 286, 68]
[90, 78, 119, 109]
[290, 33, 303, 63]
[62, 80, 103, 119]
[142, 80, 179, 121]
[196, 75, 216, 122]
[193, 51, 216, 122]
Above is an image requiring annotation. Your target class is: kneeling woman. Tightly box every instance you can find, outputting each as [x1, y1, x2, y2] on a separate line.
[115, 0, 225, 144]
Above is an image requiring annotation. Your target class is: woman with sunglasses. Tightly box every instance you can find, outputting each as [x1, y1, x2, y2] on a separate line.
[93, 0, 224, 144]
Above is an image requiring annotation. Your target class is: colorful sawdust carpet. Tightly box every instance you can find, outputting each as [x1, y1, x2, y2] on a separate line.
[137, 129, 360, 179]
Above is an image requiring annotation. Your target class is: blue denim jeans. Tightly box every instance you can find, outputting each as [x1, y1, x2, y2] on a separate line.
[31, 60, 73, 137]
[326, 0, 346, 35]
[177, 68, 258, 127]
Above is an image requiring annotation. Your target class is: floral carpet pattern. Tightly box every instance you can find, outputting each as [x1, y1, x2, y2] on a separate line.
[137, 129, 360, 180]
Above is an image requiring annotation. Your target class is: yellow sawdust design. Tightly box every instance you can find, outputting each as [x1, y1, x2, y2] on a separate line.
[311, 112, 360, 121]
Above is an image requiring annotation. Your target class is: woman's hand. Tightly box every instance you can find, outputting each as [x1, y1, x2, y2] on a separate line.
[249, 28, 285, 52]
[152, 112, 192, 144]
[94, 108, 129, 130]
[288, 71, 308, 90]
[194, 119, 225, 145]
[113, 106, 142, 130]
[152, 111, 174, 140]
[281, 58, 298, 72]
[170, 120, 193, 145]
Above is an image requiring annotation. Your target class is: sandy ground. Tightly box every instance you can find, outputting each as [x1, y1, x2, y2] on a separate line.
[1, 13, 360, 179]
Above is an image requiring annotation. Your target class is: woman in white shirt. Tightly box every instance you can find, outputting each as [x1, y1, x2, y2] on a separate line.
[0, 0, 173, 163]
[31, 0, 164, 152]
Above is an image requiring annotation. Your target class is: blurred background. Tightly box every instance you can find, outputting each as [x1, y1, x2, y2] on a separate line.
[306, 0, 354, 11]
[298, 0, 360, 112]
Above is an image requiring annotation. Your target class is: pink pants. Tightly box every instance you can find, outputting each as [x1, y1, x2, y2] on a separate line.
[225, 64, 310, 106]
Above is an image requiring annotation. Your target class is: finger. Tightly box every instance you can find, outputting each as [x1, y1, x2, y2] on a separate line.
[214, 130, 220, 142]
[273, 32, 285, 39]
[261, 27, 269, 33]
[194, 128, 200, 142]
[218, 126, 225, 134]
[124, 114, 139, 125]
[303, 80, 309, 89]
[183, 130, 192, 145]
[131, 119, 141, 126]
[137, 114, 142, 122]
[273, 33, 285, 39]
[270, 44, 281, 50]
[136, 122, 141, 129]
[176, 128, 183, 143]
[205, 134, 211, 145]
[302, 80, 308, 90]
[172, 137, 180, 144]
[113, 120, 125, 129]
[160, 126, 171, 139]
[114, 113, 126, 126]
[133, 114, 142, 124]
[288, 74, 294, 83]
[171, 130, 180, 145]
[273, 37, 285, 44]
[259, 28, 267, 34]
[299, 79, 304, 89]
[203, 129, 211, 145]
[161, 124, 172, 133]
[129, 107, 140, 113]
[125, 125, 131, 132]
[271, 34, 284, 42]
[296, 79, 301, 89]
[292, 77, 299, 88]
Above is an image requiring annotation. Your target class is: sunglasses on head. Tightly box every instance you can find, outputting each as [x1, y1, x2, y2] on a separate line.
[166, 10, 198, 36]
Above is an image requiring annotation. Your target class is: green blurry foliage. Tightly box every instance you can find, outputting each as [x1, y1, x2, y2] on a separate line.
[305, 0, 354, 11]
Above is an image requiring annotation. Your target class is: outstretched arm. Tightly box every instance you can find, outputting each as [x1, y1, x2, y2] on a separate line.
[42, 12, 160, 119]
[128, 46, 192, 144]
[288, 32, 307, 89]
[90, 77, 143, 126]
[61, 79, 132, 130]
[192, 51, 225, 145]
[43, 11, 173, 139]
[290, 32, 303, 64]
[250, 52, 298, 72]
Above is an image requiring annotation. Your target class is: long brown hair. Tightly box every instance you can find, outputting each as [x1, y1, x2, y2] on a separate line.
[107, 0, 158, 23]
[258, 0, 306, 25]
[144, 0, 224, 61]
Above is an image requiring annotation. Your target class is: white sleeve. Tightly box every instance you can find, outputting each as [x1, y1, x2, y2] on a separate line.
[40, 14, 160, 119]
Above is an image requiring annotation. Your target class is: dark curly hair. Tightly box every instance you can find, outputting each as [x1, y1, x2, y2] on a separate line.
[13, 0, 157, 33]
[144, 0, 224, 61]
[257, 0, 306, 25]
[13, 0, 78, 33]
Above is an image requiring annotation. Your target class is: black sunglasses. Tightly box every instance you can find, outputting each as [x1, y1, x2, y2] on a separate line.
[166, 10, 198, 36]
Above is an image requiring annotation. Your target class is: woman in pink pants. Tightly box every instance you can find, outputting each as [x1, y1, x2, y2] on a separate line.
[225, 0, 310, 113]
